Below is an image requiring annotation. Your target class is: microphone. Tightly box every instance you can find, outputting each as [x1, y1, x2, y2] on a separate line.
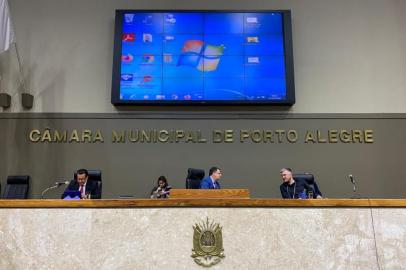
[349, 174, 358, 197]
[41, 180, 70, 199]
[349, 174, 355, 184]
[55, 181, 70, 186]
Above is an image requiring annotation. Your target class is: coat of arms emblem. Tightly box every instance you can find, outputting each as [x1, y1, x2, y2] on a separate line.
[192, 217, 225, 267]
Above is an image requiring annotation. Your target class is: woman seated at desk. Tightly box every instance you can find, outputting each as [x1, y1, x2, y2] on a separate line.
[150, 176, 172, 199]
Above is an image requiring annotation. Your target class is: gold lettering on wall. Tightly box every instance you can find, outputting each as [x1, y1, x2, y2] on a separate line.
[54, 130, 67, 142]
[340, 130, 351, 143]
[304, 131, 316, 143]
[240, 130, 250, 142]
[364, 130, 374, 143]
[112, 129, 208, 143]
[94, 130, 104, 142]
[287, 130, 298, 143]
[69, 130, 80, 143]
[158, 130, 169, 143]
[241, 129, 298, 143]
[112, 130, 125, 143]
[275, 129, 285, 143]
[251, 130, 263, 143]
[305, 130, 374, 143]
[41, 128, 52, 142]
[212, 130, 222, 143]
[28, 129, 105, 143]
[224, 130, 234, 143]
[27, 128, 374, 144]
[29, 129, 41, 142]
[212, 130, 234, 143]
[328, 130, 338, 143]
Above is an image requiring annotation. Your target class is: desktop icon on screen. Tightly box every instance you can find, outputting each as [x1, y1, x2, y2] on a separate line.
[165, 14, 176, 24]
[142, 54, 155, 64]
[141, 75, 153, 83]
[121, 53, 134, 63]
[163, 53, 173, 63]
[247, 57, 260, 64]
[164, 35, 175, 42]
[121, 74, 134, 81]
[246, 17, 258, 24]
[124, 14, 135, 23]
[143, 33, 153, 43]
[142, 15, 153, 25]
[122, 33, 135, 42]
[247, 36, 259, 43]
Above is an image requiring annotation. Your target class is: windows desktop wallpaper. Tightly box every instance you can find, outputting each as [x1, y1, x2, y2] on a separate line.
[118, 12, 288, 102]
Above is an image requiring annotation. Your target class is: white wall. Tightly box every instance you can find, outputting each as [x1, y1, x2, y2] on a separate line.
[2, 0, 405, 113]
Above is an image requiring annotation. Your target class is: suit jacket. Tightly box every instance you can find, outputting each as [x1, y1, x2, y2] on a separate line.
[200, 176, 221, 189]
[62, 179, 101, 199]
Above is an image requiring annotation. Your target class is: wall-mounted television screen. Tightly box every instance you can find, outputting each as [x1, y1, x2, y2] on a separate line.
[111, 10, 295, 105]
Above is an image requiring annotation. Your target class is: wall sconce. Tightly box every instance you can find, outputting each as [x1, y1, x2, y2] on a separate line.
[0, 93, 11, 108]
[21, 93, 33, 109]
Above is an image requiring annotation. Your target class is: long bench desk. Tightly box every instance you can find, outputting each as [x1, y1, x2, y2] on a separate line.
[1, 198, 406, 207]
[1, 199, 405, 269]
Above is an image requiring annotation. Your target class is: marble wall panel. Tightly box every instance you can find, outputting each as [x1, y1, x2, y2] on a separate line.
[371, 209, 406, 270]
[0, 208, 400, 270]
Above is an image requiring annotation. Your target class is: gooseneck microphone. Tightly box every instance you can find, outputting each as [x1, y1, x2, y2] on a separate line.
[41, 180, 70, 199]
[349, 174, 360, 198]
[349, 174, 355, 185]
[55, 181, 70, 186]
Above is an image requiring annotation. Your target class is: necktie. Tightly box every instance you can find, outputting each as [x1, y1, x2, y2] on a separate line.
[79, 185, 83, 195]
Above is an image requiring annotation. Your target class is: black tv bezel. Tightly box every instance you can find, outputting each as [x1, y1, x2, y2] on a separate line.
[111, 10, 295, 106]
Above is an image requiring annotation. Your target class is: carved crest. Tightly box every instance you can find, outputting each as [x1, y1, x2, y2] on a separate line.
[192, 217, 225, 267]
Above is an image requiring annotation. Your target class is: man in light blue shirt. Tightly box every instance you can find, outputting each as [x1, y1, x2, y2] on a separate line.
[200, 167, 222, 189]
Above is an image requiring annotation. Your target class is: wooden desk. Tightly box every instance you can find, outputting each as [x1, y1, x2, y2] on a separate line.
[1, 198, 406, 208]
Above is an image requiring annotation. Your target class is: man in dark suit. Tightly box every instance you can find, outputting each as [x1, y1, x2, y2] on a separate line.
[200, 166, 222, 189]
[279, 168, 323, 199]
[62, 169, 101, 199]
